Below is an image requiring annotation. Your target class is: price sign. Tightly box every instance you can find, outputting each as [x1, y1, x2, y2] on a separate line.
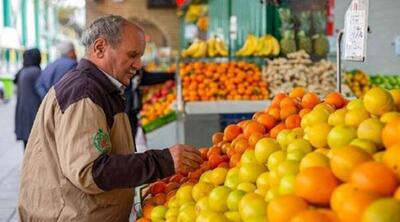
[343, 0, 369, 61]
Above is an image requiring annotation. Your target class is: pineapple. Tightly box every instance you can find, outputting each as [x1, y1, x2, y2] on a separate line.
[297, 11, 312, 54]
[279, 8, 297, 55]
[312, 11, 330, 57]
[314, 35, 330, 57]
[281, 31, 297, 55]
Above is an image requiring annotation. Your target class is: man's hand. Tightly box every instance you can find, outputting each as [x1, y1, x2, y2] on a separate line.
[169, 144, 202, 174]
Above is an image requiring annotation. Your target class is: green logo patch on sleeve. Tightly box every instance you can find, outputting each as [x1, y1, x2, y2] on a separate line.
[93, 129, 112, 154]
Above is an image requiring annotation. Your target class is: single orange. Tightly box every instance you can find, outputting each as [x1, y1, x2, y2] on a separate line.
[289, 87, 307, 98]
[350, 161, 398, 196]
[295, 167, 339, 206]
[280, 105, 299, 120]
[280, 97, 298, 108]
[142, 203, 154, 219]
[382, 117, 400, 148]
[212, 132, 224, 145]
[267, 194, 309, 222]
[334, 189, 378, 222]
[325, 92, 347, 109]
[271, 93, 287, 108]
[301, 92, 320, 109]
[256, 113, 277, 130]
[234, 137, 250, 154]
[285, 114, 301, 129]
[223, 124, 242, 142]
[243, 121, 266, 138]
[267, 107, 281, 120]
[207, 146, 222, 158]
[208, 154, 224, 169]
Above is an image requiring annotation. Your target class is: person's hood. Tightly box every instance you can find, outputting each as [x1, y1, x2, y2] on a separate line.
[23, 48, 41, 67]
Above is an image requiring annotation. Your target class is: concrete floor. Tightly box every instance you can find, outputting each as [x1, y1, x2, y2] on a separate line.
[0, 99, 23, 222]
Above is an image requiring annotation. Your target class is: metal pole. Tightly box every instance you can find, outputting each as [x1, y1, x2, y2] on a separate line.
[336, 30, 344, 93]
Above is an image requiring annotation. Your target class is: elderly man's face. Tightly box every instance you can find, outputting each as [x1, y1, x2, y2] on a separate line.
[104, 24, 145, 86]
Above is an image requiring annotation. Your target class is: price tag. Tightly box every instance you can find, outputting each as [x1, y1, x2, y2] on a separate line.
[343, 0, 369, 61]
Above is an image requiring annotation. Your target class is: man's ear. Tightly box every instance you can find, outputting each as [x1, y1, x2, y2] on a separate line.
[93, 38, 107, 59]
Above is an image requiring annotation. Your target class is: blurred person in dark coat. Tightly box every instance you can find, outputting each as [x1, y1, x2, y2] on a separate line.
[35, 41, 77, 99]
[14, 48, 42, 148]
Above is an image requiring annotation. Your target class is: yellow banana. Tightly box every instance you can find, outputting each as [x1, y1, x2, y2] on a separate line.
[207, 38, 217, 57]
[254, 36, 266, 55]
[236, 34, 258, 56]
[192, 41, 207, 58]
[241, 35, 258, 56]
[215, 38, 228, 57]
[182, 40, 201, 57]
[269, 35, 281, 56]
[258, 35, 273, 56]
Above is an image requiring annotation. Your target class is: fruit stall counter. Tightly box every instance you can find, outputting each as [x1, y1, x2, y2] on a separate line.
[175, 100, 271, 148]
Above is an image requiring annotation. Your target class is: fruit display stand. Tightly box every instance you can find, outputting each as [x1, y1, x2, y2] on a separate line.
[345, 69, 400, 98]
[174, 60, 271, 147]
[137, 86, 400, 222]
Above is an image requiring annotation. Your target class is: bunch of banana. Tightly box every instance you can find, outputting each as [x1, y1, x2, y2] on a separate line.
[181, 40, 207, 58]
[207, 37, 228, 57]
[235, 34, 258, 56]
[254, 35, 280, 56]
[236, 34, 280, 57]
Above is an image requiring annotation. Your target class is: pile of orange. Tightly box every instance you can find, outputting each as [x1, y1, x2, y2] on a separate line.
[180, 61, 269, 101]
[138, 86, 400, 222]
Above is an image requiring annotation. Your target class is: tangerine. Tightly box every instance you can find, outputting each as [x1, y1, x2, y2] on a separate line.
[382, 117, 400, 148]
[295, 167, 339, 206]
[223, 124, 242, 142]
[289, 87, 307, 98]
[243, 121, 266, 138]
[212, 132, 224, 145]
[325, 92, 347, 109]
[256, 113, 277, 130]
[267, 194, 309, 222]
[301, 92, 320, 109]
[285, 114, 301, 129]
[350, 161, 398, 196]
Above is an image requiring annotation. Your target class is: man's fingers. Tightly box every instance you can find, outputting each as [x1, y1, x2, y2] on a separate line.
[182, 158, 200, 169]
[183, 152, 203, 164]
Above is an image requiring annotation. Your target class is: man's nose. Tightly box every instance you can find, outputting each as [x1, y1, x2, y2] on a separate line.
[131, 59, 142, 69]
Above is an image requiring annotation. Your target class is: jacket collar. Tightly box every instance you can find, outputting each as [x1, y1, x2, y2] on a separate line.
[77, 58, 121, 94]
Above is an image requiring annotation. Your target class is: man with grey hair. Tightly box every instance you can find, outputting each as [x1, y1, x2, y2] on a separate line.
[18, 15, 201, 221]
[35, 40, 77, 99]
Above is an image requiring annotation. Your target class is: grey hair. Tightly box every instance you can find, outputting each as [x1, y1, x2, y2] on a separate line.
[57, 41, 75, 55]
[81, 15, 128, 49]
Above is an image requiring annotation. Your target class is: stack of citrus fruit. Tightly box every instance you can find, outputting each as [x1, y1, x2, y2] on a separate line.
[140, 80, 176, 125]
[138, 86, 400, 222]
[180, 61, 269, 101]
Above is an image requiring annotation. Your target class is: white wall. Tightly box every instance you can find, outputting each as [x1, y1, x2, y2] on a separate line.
[335, 0, 400, 75]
